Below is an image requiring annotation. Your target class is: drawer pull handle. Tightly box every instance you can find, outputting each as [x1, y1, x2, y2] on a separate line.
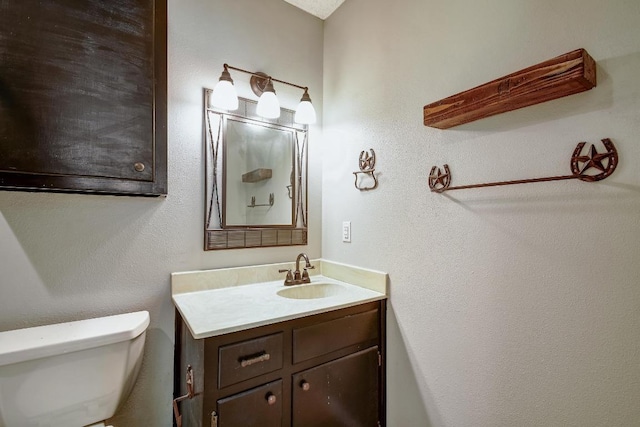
[266, 392, 277, 405]
[300, 380, 310, 391]
[240, 352, 271, 367]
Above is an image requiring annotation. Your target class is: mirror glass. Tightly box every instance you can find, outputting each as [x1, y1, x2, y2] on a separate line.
[223, 118, 294, 227]
[204, 94, 308, 250]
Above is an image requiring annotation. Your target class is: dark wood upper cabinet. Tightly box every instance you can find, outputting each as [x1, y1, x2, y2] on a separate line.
[0, 0, 167, 196]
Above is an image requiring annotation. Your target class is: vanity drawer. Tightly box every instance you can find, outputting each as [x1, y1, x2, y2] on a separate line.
[293, 309, 379, 363]
[218, 332, 284, 388]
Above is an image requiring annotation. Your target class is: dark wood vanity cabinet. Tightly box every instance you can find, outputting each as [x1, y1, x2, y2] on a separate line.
[175, 300, 386, 427]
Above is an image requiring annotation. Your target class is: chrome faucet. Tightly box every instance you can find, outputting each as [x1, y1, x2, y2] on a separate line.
[278, 253, 315, 286]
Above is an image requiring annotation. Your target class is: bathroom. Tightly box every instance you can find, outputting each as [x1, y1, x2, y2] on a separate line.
[1, 0, 639, 425]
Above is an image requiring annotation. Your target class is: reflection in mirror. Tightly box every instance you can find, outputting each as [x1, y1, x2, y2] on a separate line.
[223, 118, 294, 227]
[204, 92, 308, 250]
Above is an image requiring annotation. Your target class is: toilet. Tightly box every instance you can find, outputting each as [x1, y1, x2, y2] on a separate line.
[0, 310, 149, 427]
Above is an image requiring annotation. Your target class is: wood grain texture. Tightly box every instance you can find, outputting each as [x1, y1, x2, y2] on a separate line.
[0, 0, 167, 195]
[423, 49, 596, 129]
[205, 228, 307, 250]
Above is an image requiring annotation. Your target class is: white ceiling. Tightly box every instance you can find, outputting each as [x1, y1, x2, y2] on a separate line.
[283, 0, 346, 20]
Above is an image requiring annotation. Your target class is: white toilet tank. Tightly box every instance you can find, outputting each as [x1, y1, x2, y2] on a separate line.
[0, 311, 149, 427]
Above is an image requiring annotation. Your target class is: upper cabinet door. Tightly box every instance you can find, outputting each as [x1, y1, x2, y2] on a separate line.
[0, 0, 167, 196]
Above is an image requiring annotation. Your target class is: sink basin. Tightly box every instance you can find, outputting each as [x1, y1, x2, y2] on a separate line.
[277, 283, 344, 300]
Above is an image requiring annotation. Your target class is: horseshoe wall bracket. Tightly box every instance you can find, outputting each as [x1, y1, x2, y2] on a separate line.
[353, 148, 380, 191]
[428, 138, 618, 193]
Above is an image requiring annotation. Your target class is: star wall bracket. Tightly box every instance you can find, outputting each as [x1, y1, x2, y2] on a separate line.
[428, 138, 618, 193]
[353, 148, 380, 191]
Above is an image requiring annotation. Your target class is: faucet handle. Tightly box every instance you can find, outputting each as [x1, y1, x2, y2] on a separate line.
[278, 269, 294, 285]
[301, 267, 314, 283]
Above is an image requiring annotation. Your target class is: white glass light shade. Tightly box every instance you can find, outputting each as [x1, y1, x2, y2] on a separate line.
[295, 100, 316, 124]
[257, 91, 280, 119]
[210, 80, 238, 110]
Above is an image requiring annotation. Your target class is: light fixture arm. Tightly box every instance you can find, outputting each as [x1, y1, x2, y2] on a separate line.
[224, 63, 308, 92]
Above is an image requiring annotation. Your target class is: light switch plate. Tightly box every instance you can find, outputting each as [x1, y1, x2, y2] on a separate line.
[342, 221, 351, 243]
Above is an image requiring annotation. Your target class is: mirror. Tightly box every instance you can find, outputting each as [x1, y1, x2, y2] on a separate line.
[223, 117, 294, 227]
[204, 92, 308, 250]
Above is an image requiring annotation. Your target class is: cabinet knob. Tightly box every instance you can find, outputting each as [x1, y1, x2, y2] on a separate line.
[134, 162, 145, 172]
[300, 380, 310, 391]
[266, 393, 277, 405]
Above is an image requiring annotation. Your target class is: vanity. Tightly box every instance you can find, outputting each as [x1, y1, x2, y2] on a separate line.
[175, 89, 387, 425]
[172, 259, 388, 427]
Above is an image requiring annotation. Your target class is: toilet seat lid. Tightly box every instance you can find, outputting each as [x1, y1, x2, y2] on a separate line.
[0, 311, 149, 366]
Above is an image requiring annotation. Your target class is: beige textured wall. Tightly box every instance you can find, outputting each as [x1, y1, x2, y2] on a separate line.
[0, 1, 323, 425]
[323, 0, 640, 425]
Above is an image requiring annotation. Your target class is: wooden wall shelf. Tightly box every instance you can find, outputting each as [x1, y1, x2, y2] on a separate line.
[423, 49, 596, 129]
[242, 168, 272, 183]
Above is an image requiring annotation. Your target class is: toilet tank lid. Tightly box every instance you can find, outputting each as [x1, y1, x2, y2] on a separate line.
[0, 311, 150, 367]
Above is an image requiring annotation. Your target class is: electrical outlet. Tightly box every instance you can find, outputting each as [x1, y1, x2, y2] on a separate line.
[342, 221, 351, 243]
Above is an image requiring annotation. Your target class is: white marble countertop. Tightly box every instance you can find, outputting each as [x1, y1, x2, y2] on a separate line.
[171, 260, 388, 339]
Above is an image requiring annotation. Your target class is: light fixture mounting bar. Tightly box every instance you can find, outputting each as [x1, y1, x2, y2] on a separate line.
[225, 64, 308, 91]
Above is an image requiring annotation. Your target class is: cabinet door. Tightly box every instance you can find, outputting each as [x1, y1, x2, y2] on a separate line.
[217, 380, 283, 427]
[292, 347, 379, 427]
[0, 0, 167, 196]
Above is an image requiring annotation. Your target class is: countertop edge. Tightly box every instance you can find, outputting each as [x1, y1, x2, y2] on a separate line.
[187, 293, 387, 339]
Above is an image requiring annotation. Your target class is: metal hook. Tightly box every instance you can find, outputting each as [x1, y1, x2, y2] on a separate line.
[173, 365, 200, 427]
[354, 148, 379, 191]
[353, 170, 379, 191]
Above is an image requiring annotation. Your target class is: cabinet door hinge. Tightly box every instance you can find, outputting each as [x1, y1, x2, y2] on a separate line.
[211, 411, 218, 427]
[378, 351, 382, 367]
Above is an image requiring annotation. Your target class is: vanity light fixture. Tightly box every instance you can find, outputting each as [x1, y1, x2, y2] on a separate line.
[210, 64, 239, 110]
[295, 88, 316, 125]
[211, 63, 317, 124]
[256, 77, 280, 119]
